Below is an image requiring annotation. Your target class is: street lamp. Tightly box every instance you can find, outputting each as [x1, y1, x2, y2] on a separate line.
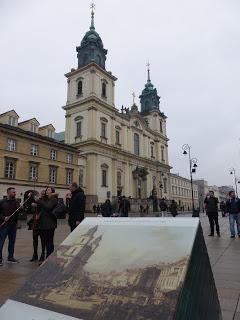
[182, 144, 198, 216]
[230, 168, 239, 197]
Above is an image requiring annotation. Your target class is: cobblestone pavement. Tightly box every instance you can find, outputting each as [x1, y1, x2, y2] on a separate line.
[0, 214, 239, 320]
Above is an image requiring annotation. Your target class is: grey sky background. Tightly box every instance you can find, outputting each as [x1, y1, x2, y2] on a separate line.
[1, 0, 240, 186]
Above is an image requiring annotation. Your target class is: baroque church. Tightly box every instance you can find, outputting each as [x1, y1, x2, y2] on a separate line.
[63, 7, 171, 209]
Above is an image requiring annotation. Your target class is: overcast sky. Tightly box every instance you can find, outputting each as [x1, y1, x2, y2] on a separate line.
[1, 0, 240, 186]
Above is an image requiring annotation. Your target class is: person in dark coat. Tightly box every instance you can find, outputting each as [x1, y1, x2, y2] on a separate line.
[32, 187, 58, 264]
[96, 205, 101, 214]
[204, 191, 220, 237]
[220, 201, 226, 217]
[93, 204, 97, 214]
[225, 191, 240, 238]
[0, 187, 21, 266]
[169, 200, 178, 217]
[102, 199, 113, 217]
[118, 196, 131, 217]
[28, 190, 46, 262]
[68, 183, 86, 232]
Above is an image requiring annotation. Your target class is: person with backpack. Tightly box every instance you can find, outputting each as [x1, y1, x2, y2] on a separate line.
[0, 187, 21, 266]
[68, 183, 86, 232]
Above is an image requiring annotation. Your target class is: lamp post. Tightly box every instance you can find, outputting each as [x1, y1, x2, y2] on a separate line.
[230, 168, 239, 197]
[182, 144, 198, 216]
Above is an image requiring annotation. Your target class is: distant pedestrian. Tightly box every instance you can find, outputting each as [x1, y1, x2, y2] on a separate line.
[220, 201, 226, 217]
[204, 191, 220, 237]
[169, 200, 178, 217]
[0, 187, 21, 266]
[93, 204, 97, 214]
[96, 205, 101, 214]
[159, 198, 167, 216]
[67, 183, 86, 232]
[102, 199, 113, 217]
[118, 196, 131, 217]
[225, 191, 240, 238]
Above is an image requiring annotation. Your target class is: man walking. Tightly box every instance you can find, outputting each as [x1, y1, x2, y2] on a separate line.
[118, 196, 131, 217]
[225, 191, 240, 238]
[0, 187, 20, 266]
[204, 191, 220, 237]
[67, 183, 86, 232]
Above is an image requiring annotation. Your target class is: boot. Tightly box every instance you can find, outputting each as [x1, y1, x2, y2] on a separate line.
[30, 254, 38, 262]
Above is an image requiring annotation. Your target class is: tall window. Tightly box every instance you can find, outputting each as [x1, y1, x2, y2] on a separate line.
[66, 169, 73, 185]
[5, 159, 16, 179]
[8, 116, 16, 126]
[102, 170, 107, 187]
[117, 171, 121, 187]
[49, 166, 57, 183]
[67, 153, 73, 164]
[48, 129, 54, 138]
[151, 145, 154, 158]
[134, 133, 140, 155]
[101, 82, 107, 97]
[31, 144, 38, 156]
[163, 178, 167, 193]
[161, 146, 165, 162]
[101, 122, 106, 138]
[116, 130, 120, 144]
[160, 121, 163, 133]
[29, 164, 38, 181]
[7, 139, 16, 151]
[50, 149, 57, 160]
[30, 123, 37, 133]
[79, 169, 84, 187]
[76, 121, 82, 137]
[77, 80, 83, 95]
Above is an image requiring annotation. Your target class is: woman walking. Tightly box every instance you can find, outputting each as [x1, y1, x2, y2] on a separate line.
[33, 187, 58, 265]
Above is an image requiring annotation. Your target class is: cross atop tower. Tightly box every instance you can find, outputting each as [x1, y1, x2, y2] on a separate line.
[90, 2, 96, 30]
[146, 61, 151, 83]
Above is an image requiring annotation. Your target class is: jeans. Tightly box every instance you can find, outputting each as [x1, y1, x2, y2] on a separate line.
[229, 213, 240, 236]
[0, 224, 17, 260]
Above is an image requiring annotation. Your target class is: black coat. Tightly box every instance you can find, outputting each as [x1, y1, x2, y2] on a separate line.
[68, 188, 86, 223]
[102, 202, 113, 217]
[226, 198, 240, 214]
[37, 197, 58, 230]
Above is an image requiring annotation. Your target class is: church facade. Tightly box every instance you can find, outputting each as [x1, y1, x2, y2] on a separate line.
[63, 8, 171, 208]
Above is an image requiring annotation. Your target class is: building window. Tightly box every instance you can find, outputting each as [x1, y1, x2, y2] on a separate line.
[31, 144, 38, 156]
[67, 153, 73, 164]
[4, 159, 16, 179]
[101, 122, 106, 138]
[116, 130, 120, 144]
[66, 169, 73, 185]
[76, 121, 82, 137]
[49, 166, 57, 184]
[160, 121, 163, 133]
[7, 139, 16, 151]
[8, 116, 16, 126]
[30, 123, 37, 133]
[102, 169, 107, 187]
[134, 133, 140, 155]
[48, 129, 54, 138]
[101, 82, 107, 98]
[117, 171, 122, 187]
[161, 146, 165, 162]
[163, 178, 167, 193]
[151, 145, 154, 158]
[79, 169, 84, 187]
[50, 149, 57, 160]
[29, 164, 38, 181]
[77, 80, 83, 95]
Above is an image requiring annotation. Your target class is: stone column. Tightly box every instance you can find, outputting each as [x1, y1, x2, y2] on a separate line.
[86, 153, 98, 210]
[87, 106, 97, 139]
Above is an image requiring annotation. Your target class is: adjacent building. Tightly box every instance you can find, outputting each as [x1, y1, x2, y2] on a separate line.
[63, 8, 171, 208]
[170, 173, 199, 210]
[0, 110, 79, 199]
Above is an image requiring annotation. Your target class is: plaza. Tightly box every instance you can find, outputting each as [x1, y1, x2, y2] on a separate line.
[0, 214, 239, 320]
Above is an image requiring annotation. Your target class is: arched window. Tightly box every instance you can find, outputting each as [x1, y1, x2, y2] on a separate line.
[160, 121, 163, 133]
[134, 133, 140, 155]
[77, 81, 83, 95]
[102, 82, 107, 97]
